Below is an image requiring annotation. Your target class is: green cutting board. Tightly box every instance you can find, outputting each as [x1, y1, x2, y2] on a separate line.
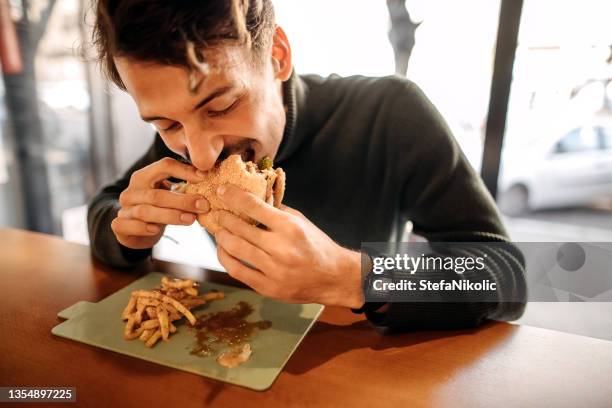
[52, 272, 324, 391]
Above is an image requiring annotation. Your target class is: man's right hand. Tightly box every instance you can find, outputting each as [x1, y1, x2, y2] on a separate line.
[111, 157, 209, 250]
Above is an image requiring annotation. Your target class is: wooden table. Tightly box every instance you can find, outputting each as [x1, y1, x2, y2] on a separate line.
[1, 228, 611, 407]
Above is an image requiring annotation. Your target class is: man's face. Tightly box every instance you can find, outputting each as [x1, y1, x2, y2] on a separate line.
[115, 32, 291, 171]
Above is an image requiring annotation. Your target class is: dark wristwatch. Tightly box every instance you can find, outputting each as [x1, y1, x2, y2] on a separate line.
[351, 249, 390, 314]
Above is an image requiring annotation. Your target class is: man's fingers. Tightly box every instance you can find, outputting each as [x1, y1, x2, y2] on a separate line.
[216, 211, 273, 251]
[215, 228, 273, 273]
[111, 217, 161, 237]
[216, 184, 284, 230]
[216, 246, 268, 293]
[118, 204, 196, 226]
[279, 204, 304, 218]
[131, 157, 205, 189]
[120, 189, 209, 213]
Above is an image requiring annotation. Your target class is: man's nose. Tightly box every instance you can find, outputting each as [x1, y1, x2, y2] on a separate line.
[183, 125, 224, 171]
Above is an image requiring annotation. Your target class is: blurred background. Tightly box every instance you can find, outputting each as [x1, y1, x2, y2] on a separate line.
[0, 0, 610, 339]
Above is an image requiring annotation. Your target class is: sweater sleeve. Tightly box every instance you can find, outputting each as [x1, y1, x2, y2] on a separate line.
[87, 134, 175, 268]
[363, 79, 527, 331]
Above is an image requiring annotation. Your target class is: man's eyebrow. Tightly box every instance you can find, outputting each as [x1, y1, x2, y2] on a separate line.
[193, 85, 233, 111]
[140, 85, 234, 122]
[141, 114, 168, 122]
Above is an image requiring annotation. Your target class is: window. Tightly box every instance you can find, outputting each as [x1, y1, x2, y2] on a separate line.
[597, 126, 612, 149]
[274, 0, 502, 172]
[0, 0, 93, 233]
[555, 127, 599, 153]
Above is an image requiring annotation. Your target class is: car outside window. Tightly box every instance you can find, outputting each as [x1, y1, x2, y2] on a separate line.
[555, 127, 599, 153]
[596, 126, 612, 150]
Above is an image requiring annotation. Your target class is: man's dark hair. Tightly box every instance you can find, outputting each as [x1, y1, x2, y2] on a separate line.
[93, 0, 275, 90]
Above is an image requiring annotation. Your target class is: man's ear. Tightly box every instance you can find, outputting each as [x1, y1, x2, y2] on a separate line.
[271, 25, 292, 81]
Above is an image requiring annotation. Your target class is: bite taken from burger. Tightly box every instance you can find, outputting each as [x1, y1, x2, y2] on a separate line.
[183, 155, 285, 233]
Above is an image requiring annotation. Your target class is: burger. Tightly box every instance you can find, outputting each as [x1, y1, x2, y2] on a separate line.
[183, 154, 285, 234]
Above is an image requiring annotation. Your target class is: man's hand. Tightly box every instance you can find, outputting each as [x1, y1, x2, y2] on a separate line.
[213, 184, 365, 308]
[112, 158, 210, 250]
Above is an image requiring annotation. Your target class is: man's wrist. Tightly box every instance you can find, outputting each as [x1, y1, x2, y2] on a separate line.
[335, 248, 365, 309]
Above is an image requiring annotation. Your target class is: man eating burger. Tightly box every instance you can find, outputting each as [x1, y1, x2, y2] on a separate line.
[88, 0, 526, 330]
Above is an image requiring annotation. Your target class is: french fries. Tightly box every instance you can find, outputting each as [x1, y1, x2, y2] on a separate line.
[121, 277, 224, 348]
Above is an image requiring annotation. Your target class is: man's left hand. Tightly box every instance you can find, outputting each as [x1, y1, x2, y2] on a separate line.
[213, 184, 365, 308]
